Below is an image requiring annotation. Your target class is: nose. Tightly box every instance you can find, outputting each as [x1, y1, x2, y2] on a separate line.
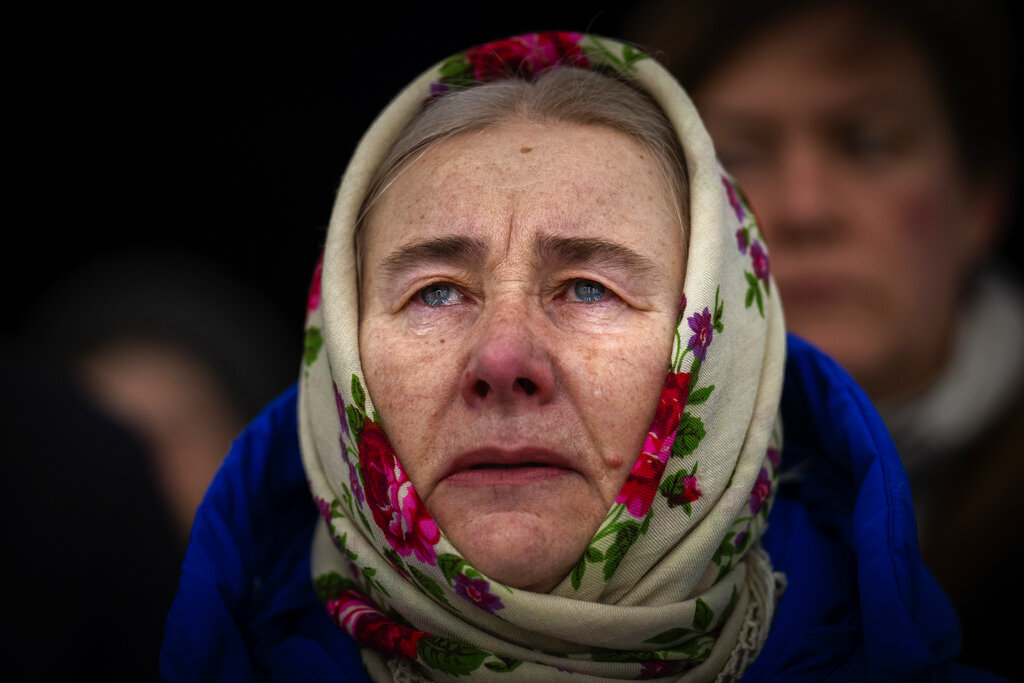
[460, 306, 555, 408]
[765, 142, 839, 245]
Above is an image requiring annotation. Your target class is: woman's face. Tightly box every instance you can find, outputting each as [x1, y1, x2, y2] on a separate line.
[694, 4, 997, 400]
[359, 120, 685, 592]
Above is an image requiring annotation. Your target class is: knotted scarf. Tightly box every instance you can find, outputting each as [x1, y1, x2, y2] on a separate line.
[299, 32, 786, 682]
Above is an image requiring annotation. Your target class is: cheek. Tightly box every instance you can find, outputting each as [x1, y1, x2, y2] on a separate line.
[359, 322, 460, 479]
[575, 321, 676, 495]
[883, 169, 970, 300]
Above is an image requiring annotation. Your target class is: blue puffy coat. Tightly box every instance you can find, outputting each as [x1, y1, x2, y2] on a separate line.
[160, 335, 1008, 682]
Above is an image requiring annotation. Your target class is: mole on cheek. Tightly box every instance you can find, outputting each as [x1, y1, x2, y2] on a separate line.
[520, 146, 533, 153]
[604, 453, 626, 469]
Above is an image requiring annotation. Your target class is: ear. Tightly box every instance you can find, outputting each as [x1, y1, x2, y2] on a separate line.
[963, 169, 1013, 265]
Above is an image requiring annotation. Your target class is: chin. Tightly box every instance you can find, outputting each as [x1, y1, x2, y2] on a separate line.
[440, 509, 592, 593]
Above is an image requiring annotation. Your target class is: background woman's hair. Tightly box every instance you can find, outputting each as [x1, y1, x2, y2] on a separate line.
[356, 66, 690, 262]
[624, 0, 1019, 185]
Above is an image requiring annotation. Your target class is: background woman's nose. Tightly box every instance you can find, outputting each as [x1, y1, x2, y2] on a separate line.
[767, 145, 840, 244]
[460, 312, 554, 408]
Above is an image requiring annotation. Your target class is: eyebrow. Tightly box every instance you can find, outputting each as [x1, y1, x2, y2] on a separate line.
[377, 233, 659, 281]
[536, 235, 658, 277]
[379, 235, 488, 277]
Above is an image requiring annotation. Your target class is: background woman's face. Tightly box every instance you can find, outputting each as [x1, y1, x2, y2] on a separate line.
[694, 4, 996, 400]
[359, 120, 685, 592]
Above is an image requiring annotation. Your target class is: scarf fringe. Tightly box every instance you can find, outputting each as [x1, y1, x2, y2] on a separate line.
[715, 543, 786, 682]
[387, 658, 433, 682]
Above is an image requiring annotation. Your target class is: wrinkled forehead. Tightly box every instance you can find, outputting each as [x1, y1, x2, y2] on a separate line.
[358, 120, 686, 279]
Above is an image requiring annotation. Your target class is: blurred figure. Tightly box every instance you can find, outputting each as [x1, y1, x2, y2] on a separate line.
[1, 249, 298, 679]
[626, 0, 1019, 675]
[27, 249, 298, 541]
[625, 0, 1023, 676]
[2, 357, 183, 681]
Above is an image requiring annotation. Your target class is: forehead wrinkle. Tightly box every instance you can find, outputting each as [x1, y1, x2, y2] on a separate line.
[379, 235, 488, 278]
[535, 234, 659, 278]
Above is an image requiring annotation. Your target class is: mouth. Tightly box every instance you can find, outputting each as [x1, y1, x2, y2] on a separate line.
[469, 462, 552, 469]
[440, 449, 576, 486]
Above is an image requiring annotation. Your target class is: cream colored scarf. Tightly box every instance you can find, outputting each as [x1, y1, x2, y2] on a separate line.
[299, 32, 786, 682]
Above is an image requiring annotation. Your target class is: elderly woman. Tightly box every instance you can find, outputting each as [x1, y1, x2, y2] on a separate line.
[160, 33, 986, 681]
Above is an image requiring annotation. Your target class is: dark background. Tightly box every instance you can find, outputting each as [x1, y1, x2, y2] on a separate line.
[7, 0, 1022, 370]
[7, 3, 640, 363]
[3, 4, 1020, 678]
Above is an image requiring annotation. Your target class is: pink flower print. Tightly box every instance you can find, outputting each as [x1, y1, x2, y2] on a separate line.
[638, 660, 685, 678]
[617, 452, 667, 518]
[665, 474, 702, 508]
[750, 467, 772, 514]
[767, 446, 781, 469]
[736, 228, 749, 254]
[328, 590, 427, 659]
[750, 241, 770, 286]
[359, 422, 440, 564]
[465, 32, 587, 83]
[307, 252, 323, 313]
[648, 372, 691, 453]
[453, 574, 505, 614]
[723, 176, 746, 222]
[617, 372, 691, 517]
[687, 307, 714, 361]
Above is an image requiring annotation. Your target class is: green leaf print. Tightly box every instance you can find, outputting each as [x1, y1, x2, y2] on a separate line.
[313, 571, 360, 603]
[571, 555, 586, 590]
[351, 374, 366, 413]
[591, 650, 654, 663]
[715, 585, 740, 631]
[409, 566, 454, 608]
[671, 635, 714, 661]
[484, 657, 523, 673]
[713, 285, 725, 333]
[418, 636, 489, 676]
[694, 598, 714, 632]
[438, 54, 473, 86]
[643, 626, 697, 645]
[303, 326, 323, 366]
[712, 532, 737, 565]
[438, 553, 468, 584]
[603, 522, 640, 581]
[686, 385, 714, 406]
[672, 413, 706, 457]
[346, 405, 364, 436]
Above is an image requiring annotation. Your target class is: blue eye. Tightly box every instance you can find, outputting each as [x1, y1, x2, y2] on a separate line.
[420, 283, 454, 307]
[573, 279, 606, 303]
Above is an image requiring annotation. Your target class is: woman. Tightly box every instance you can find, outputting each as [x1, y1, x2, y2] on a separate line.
[623, 2, 1024, 676]
[161, 32, 989, 681]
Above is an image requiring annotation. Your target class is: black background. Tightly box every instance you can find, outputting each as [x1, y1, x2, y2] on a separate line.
[7, 3, 640, 358]
[8, 1, 1022, 362]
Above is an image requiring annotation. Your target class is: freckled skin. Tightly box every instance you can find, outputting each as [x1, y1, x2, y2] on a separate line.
[359, 122, 686, 592]
[694, 4, 998, 400]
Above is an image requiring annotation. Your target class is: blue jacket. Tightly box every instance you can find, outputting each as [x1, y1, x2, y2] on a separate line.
[160, 335, 1008, 682]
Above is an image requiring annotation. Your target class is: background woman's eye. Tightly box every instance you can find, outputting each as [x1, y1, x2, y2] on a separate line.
[573, 279, 606, 303]
[420, 283, 455, 307]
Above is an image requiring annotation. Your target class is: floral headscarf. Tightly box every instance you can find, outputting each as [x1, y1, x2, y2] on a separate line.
[299, 32, 786, 682]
